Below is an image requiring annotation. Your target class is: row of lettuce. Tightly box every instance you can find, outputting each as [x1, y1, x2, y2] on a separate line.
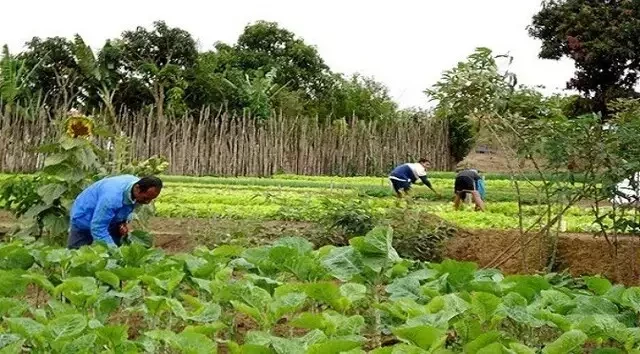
[152, 185, 602, 233]
[0, 226, 636, 353]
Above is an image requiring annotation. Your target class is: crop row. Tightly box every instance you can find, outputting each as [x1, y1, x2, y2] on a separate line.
[0, 227, 637, 353]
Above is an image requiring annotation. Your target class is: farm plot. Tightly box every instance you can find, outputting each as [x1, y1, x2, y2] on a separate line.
[0, 227, 639, 353]
[152, 175, 601, 233]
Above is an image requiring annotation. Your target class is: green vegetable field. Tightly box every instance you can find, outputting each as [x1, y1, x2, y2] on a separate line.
[147, 174, 598, 233]
[0, 226, 638, 353]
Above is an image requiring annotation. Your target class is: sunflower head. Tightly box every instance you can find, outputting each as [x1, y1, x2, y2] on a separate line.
[64, 112, 94, 138]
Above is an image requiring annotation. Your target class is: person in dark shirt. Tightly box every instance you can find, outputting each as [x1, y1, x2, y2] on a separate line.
[389, 158, 440, 198]
[453, 169, 485, 211]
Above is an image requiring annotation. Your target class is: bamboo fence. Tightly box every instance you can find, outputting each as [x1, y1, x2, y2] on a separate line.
[0, 110, 452, 176]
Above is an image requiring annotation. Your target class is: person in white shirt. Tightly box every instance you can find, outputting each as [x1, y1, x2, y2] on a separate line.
[388, 158, 439, 198]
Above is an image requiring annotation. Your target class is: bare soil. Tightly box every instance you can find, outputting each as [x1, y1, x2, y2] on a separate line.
[446, 228, 640, 285]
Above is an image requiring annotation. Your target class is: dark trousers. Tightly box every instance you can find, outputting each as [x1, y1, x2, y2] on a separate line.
[67, 222, 125, 249]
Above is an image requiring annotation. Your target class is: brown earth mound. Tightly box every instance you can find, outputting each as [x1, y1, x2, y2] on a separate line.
[445, 227, 640, 285]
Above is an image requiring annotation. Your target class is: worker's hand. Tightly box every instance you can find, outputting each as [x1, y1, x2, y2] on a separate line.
[118, 223, 130, 237]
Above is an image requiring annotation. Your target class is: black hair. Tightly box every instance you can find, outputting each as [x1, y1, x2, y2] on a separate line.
[418, 157, 430, 164]
[136, 176, 163, 192]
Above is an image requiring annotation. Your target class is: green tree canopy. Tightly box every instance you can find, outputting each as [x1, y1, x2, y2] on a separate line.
[528, 0, 640, 118]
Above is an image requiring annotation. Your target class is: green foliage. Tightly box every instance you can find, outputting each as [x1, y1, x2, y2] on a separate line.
[529, 0, 640, 117]
[0, 229, 635, 352]
[0, 112, 169, 246]
[321, 198, 377, 237]
[425, 47, 515, 164]
[2, 20, 402, 122]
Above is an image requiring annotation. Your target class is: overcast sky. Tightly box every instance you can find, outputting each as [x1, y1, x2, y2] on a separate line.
[1, 0, 576, 108]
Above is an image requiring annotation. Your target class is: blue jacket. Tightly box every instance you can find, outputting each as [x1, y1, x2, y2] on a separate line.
[70, 175, 139, 246]
[390, 163, 432, 188]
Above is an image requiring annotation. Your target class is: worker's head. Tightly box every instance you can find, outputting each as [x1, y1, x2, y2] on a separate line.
[418, 158, 431, 169]
[133, 176, 163, 204]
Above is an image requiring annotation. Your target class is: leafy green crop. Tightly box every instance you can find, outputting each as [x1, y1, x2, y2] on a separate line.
[0, 227, 634, 353]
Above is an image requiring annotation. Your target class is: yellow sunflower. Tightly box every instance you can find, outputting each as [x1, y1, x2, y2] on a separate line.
[64, 113, 94, 138]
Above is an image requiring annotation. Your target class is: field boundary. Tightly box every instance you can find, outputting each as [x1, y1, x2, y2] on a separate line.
[0, 110, 451, 176]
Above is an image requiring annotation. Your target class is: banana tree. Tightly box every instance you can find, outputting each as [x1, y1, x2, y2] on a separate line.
[72, 35, 119, 127]
[0, 45, 41, 113]
[223, 67, 291, 120]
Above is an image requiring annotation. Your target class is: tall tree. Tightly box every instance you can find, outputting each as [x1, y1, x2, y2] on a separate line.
[17, 37, 81, 110]
[528, 0, 640, 118]
[118, 21, 198, 119]
[425, 48, 514, 165]
[320, 73, 398, 121]
[217, 21, 332, 102]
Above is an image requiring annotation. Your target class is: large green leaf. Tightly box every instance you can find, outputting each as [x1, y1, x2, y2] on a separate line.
[534, 310, 571, 331]
[290, 312, 326, 331]
[471, 291, 501, 323]
[270, 292, 307, 320]
[497, 292, 545, 328]
[502, 275, 551, 302]
[570, 295, 619, 316]
[621, 287, 640, 312]
[370, 344, 426, 353]
[37, 183, 67, 205]
[0, 244, 34, 270]
[54, 277, 98, 307]
[306, 339, 362, 354]
[463, 331, 502, 354]
[542, 330, 587, 354]
[0, 334, 21, 349]
[0, 298, 27, 317]
[59, 137, 87, 151]
[0, 270, 28, 297]
[187, 302, 222, 323]
[539, 289, 575, 314]
[0, 340, 24, 354]
[272, 237, 314, 254]
[350, 226, 400, 273]
[96, 325, 128, 347]
[393, 325, 446, 351]
[340, 283, 367, 304]
[432, 259, 476, 291]
[304, 282, 349, 312]
[571, 314, 626, 340]
[476, 342, 505, 354]
[5, 317, 45, 338]
[584, 276, 612, 296]
[96, 270, 120, 289]
[47, 314, 87, 341]
[44, 153, 68, 167]
[321, 246, 363, 282]
[74, 147, 99, 169]
[61, 333, 97, 353]
[386, 277, 422, 301]
[508, 342, 536, 354]
[169, 331, 217, 354]
[112, 266, 144, 281]
[268, 244, 326, 281]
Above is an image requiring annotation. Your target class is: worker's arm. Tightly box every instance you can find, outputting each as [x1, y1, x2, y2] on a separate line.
[90, 196, 117, 247]
[418, 175, 439, 195]
[418, 175, 432, 189]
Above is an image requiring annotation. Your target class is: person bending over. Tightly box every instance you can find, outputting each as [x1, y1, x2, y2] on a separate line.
[453, 169, 485, 211]
[68, 175, 163, 249]
[389, 158, 439, 198]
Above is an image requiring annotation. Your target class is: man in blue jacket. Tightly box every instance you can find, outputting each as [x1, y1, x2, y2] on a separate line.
[68, 175, 163, 249]
[389, 158, 439, 198]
